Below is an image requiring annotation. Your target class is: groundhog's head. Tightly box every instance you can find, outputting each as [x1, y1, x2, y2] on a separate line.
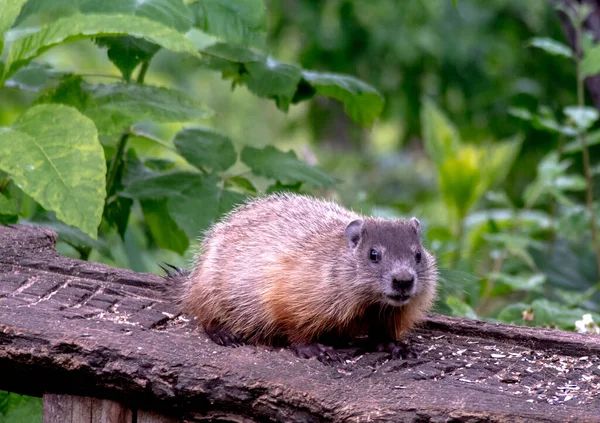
[344, 217, 436, 307]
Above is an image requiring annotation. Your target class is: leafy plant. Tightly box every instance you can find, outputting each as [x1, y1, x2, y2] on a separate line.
[0, 0, 383, 259]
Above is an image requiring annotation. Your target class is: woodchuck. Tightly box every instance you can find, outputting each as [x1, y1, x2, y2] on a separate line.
[174, 193, 437, 360]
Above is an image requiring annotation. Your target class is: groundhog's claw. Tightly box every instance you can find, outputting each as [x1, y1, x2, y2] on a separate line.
[290, 343, 343, 364]
[376, 340, 417, 360]
[204, 324, 244, 348]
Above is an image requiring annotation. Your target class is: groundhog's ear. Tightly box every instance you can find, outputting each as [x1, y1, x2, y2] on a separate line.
[409, 217, 421, 237]
[345, 219, 363, 249]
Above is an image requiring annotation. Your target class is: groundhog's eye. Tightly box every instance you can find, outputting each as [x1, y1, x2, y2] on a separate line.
[415, 250, 422, 263]
[369, 249, 379, 263]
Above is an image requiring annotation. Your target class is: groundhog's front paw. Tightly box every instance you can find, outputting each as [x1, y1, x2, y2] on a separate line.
[376, 340, 417, 360]
[204, 323, 244, 347]
[290, 343, 343, 364]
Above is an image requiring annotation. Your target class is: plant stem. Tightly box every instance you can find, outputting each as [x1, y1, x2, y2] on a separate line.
[105, 131, 130, 202]
[104, 60, 150, 206]
[575, 17, 600, 277]
[137, 60, 150, 85]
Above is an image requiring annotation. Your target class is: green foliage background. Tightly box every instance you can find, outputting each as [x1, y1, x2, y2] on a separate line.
[2, 0, 600, 420]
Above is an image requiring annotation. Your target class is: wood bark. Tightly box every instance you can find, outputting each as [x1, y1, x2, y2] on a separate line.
[0, 225, 599, 422]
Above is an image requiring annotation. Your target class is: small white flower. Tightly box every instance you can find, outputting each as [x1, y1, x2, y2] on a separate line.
[575, 313, 600, 335]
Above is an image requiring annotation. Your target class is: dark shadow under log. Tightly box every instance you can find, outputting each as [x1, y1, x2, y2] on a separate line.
[0, 225, 599, 422]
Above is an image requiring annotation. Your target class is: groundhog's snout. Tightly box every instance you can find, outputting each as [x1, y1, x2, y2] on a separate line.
[384, 268, 417, 305]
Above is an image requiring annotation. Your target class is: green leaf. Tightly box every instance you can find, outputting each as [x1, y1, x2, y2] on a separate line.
[199, 43, 383, 125]
[0, 391, 42, 422]
[564, 105, 599, 131]
[438, 146, 482, 218]
[0, 191, 17, 215]
[227, 176, 256, 193]
[4, 13, 201, 79]
[420, 98, 461, 165]
[481, 136, 523, 190]
[563, 129, 600, 153]
[123, 171, 205, 199]
[5, 62, 62, 91]
[266, 181, 303, 194]
[0, 105, 105, 238]
[15, 0, 193, 31]
[31, 216, 113, 258]
[244, 58, 303, 111]
[141, 199, 189, 255]
[488, 272, 545, 295]
[174, 127, 237, 172]
[0, 0, 28, 53]
[38, 76, 213, 135]
[527, 37, 573, 59]
[104, 196, 133, 239]
[301, 71, 384, 127]
[241, 145, 337, 188]
[496, 303, 533, 325]
[98, 37, 159, 82]
[188, 0, 266, 48]
[582, 42, 600, 77]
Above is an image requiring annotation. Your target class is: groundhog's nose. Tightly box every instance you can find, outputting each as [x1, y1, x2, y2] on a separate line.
[392, 275, 414, 292]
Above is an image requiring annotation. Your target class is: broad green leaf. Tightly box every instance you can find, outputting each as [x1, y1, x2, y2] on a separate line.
[0, 0, 28, 53]
[38, 76, 213, 135]
[14, 0, 193, 32]
[302, 71, 384, 127]
[98, 37, 159, 82]
[188, 0, 266, 48]
[86, 84, 213, 134]
[564, 105, 599, 131]
[121, 158, 224, 238]
[174, 127, 237, 172]
[123, 171, 206, 199]
[0, 105, 105, 238]
[527, 37, 573, 59]
[488, 273, 545, 295]
[4, 62, 62, 91]
[244, 58, 303, 111]
[141, 199, 189, 255]
[12, 0, 194, 81]
[217, 189, 246, 214]
[438, 146, 482, 218]
[200, 43, 383, 125]
[4, 14, 200, 79]
[582, 43, 600, 77]
[241, 146, 337, 188]
[420, 98, 461, 165]
[482, 136, 523, 189]
[0, 191, 17, 215]
[0, 392, 42, 422]
[201, 41, 262, 63]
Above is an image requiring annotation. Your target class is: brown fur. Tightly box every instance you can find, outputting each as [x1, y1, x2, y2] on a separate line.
[179, 193, 437, 347]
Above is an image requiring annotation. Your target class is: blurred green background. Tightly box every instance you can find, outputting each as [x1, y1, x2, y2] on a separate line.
[2, 0, 600, 421]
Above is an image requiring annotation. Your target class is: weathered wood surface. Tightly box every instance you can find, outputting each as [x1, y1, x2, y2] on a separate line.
[42, 394, 175, 423]
[0, 225, 599, 422]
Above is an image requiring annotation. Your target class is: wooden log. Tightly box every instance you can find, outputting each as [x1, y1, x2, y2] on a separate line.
[1, 224, 599, 422]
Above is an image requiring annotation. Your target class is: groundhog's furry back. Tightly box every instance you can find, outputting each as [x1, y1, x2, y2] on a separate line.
[179, 193, 437, 346]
